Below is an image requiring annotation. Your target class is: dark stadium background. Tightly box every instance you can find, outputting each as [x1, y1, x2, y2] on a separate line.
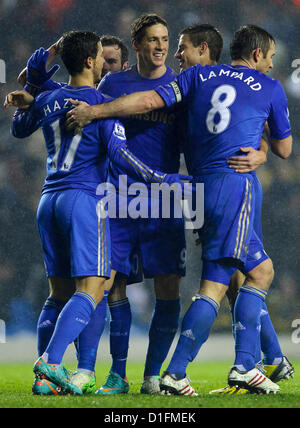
[0, 0, 299, 339]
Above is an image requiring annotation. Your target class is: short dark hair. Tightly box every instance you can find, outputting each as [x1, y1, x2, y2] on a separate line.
[131, 13, 168, 44]
[179, 24, 223, 62]
[100, 35, 129, 65]
[60, 30, 100, 75]
[230, 25, 275, 61]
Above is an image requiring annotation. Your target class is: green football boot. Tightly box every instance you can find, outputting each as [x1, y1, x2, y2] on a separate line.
[33, 356, 83, 395]
[32, 376, 63, 395]
[95, 370, 129, 395]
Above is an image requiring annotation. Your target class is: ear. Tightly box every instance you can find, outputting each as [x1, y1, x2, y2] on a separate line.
[85, 56, 93, 69]
[122, 60, 129, 71]
[198, 41, 209, 56]
[253, 48, 262, 63]
[132, 39, 139, 53]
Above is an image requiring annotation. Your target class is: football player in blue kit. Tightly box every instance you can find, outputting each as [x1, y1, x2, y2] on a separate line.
[67, 14, 186, 395]
[15, 33, 134, 393]
[5, 30, 189, 395]
[174, 24, 294, 395]
[98, 14, 185, 396]
[66, 25, 292, 395]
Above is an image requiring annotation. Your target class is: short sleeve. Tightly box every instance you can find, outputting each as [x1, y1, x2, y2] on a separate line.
[155, 66, 197, 107]
[268, 80, 291, 140]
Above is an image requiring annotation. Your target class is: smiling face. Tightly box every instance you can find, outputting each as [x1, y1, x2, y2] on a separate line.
[175, 34, 203, 72]
[134, 23, 169, 72]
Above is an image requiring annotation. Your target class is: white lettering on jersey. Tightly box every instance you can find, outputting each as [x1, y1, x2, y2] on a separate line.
[199, 68, 262, 91]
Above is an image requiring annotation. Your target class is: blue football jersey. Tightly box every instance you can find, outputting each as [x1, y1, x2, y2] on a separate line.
[98, 65, 181, 187]
[156, 64, 291, 175]
[12, 85, 168, 198]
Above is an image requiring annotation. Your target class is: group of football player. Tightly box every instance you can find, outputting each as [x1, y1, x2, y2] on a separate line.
[4, 12, 294, 397]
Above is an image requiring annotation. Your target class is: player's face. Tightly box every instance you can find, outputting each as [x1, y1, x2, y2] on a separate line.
[257, 40, 275, 74]
[135, 24, 169, 70]
[93, 42, 105, 84]
[101, 45, 123, 78]
[175, 34, 202, 72]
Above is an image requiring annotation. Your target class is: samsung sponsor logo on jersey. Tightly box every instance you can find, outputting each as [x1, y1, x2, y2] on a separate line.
[199, 68, 262, 91]
[130, 111, 176, 125]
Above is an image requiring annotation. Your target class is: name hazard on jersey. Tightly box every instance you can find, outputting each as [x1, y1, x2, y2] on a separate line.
[199, 68, 262, 91]
[43, 98, 72, 117]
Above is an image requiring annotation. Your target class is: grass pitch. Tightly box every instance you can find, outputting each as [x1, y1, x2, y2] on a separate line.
[0, 361, 299, 409]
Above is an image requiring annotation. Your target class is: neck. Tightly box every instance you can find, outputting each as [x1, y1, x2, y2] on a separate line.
[137, 59, 167, 79]
[231, 58, 256, 70]
[68, 73, 95, 88]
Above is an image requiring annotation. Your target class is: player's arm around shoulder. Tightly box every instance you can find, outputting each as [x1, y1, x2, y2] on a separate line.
[66, 89, 165, 129]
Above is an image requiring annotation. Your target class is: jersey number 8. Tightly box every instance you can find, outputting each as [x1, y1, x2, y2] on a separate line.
[206, 84, 237, 134]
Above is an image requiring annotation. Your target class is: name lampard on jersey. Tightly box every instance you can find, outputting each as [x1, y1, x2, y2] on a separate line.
[43, 98, 72, 117]
[199, 68, 262, 91]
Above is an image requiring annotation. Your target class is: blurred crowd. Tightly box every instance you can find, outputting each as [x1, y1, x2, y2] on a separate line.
[0, 0, 299, 335]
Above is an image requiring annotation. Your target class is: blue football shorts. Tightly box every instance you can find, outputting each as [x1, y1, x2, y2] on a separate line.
[36, 189, 111, 279]
[110, 194, 186, 279]
[196, 172, 268, 285]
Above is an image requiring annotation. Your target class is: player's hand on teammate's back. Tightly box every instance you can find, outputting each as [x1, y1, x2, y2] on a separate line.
[163, 173, 192, 185]
[26, 47, 60, 88]
[66, 99, 94, 130]
[228, 147, 267, 173]
[163, 173, 192, 196]
[4, 90, 34, 109]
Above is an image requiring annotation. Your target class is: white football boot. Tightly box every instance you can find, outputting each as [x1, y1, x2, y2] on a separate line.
[160, 372, 198, 396]
[228, 367, 280, 394]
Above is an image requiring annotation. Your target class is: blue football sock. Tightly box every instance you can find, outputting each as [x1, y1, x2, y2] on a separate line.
[76, 292, 108, 373]
[144, 299, 180, 377]
[260, 301, 283, 365]
[109, 298, 131, 379]
[229, 298, 262, 367]
[44, 291, 96, 365]
[234, 284, 267, 372]
[167, 294, 219, 379]
[37, 297, 66, 356]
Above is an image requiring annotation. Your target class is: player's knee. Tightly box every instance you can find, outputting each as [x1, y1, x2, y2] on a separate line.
[154, 274, 181, 300]
[49, 277, 75, 302]
[108, 279, 127, 303]
[76, 276, 107, 305]
[246, 258, 274, 290]
[227, 270, 245, 308]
